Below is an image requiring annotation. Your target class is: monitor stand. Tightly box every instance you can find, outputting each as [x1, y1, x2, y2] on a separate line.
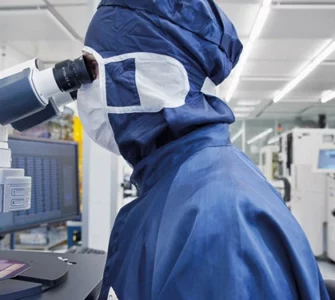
[0, 251, 69, 300]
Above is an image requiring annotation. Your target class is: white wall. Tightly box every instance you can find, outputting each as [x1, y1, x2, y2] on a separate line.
[82, 135, 124, 251]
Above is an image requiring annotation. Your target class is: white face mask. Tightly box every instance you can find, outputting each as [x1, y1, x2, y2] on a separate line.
[77, 47, 216, 155]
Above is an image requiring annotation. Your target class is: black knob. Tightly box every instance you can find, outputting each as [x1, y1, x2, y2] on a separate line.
[332, 210, 335, 217]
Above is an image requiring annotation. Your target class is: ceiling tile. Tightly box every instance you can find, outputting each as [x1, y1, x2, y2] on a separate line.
[9, 40, 83, 62]
[0, 0, 44, 6]
[0, 10, 75, 41]
[233, 89, 275, 99]
[305, 65, 335, 82]
[242, 60, 304, 77]
[48, 0, 86, 3]
[216, 2, 261, 37]
[249, 39, 332, 61]
[302, 105, 335, 117]
[237, 79, 285, 92]
[261, 9, 335, 39]
[266, 102, 312, 113]
[55, 5, 88, 38]
[258, 112, 299, 120]
[292, 79, 335, 96]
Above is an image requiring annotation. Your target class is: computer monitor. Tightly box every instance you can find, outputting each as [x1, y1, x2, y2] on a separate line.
[0, 137, 80, 234]
[314, 146, 335, 173]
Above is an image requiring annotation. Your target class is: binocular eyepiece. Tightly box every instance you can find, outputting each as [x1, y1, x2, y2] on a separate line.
[0, 55, 95, 131]
[53, 56, 95, 93]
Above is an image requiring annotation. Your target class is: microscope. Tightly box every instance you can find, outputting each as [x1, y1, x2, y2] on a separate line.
[0, 56, 94, 213]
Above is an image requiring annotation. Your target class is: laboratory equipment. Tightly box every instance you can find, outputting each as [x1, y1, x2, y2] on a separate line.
[0, 126, 31, 213]
[0, 250, 105, 300]
[278, 128, 335, 257]
[0, 56, 93, 131]
[259, 145, 279, 181]
[259, 145, 287, 201]
[67, 246, 106, 255]
[314, 146, 335, 261]
[0, 56, 94, 216]
[0, 137, 80, 234]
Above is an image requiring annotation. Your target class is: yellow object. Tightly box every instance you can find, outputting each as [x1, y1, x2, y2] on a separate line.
[73, 116, 84, 212]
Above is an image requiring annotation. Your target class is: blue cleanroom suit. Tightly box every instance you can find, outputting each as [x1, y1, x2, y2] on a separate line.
[81, 1, 330, 299]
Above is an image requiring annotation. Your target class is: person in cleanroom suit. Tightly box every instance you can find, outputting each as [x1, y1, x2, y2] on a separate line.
[77, 1, 330, 299]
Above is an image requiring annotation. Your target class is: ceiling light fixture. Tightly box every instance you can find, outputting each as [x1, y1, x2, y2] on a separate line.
[233, 107, 255, 113]
[321, 90, 335, 104]
[226, 0, 272, 103]
[247, 128, 273, 145]
[236, 100, 261, 106]
[234, 113, 250, 119]
[231, 129, 244, 143]
[274, 40, 335, 103]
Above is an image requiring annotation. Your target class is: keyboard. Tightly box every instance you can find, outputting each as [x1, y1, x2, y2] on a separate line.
[67, 246, 106, 255]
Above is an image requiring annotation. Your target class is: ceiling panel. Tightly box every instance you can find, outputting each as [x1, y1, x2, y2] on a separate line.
[242, 60, 303, 77]
[249, 39, 332, 61]
[302, 105, 335, 117]
[281, 89, 322, 98]
[258, 112, 298, 120]
[55, 6, 88, 38]
[9, 40, 83, 61]
[233, 89, 275, 99]
[49, 0, 86, 4]
[279, 0, 335, 2]
[293, 80, 335, 95]
[266, 102, 312, 113]
[306, 65, 335, 82]
[261, 9, 335, 39]
[279, 97, 319, 103]
[236, 79, 285, 92]
[0, 0, 44, 6]
[0, 10, 74, 41]
[219, 0, 262, 3]
[217, 2, 260, 37]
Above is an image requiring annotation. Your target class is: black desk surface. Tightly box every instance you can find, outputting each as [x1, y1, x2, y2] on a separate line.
[0, 250, 106, 300]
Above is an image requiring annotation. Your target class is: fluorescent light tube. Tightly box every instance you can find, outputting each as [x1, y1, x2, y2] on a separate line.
[237, 100, 261, 106]
[226, 0, 272, 102]
[274, 40, 335, 103]
[321, 90, 335, 103]
[235, 113, 250, 118]
[247, 128, 273, 145]
[233, 107, 255, 113]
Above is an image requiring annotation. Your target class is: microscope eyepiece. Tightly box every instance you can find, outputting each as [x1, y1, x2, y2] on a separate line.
[0, 56, 94, 129]
[52, 56, 94, 93]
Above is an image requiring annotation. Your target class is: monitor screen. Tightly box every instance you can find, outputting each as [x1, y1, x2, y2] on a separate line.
[0, 137, 80, 234]
[318, 149, 335, 171]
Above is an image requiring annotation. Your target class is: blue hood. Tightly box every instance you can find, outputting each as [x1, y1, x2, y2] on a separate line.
[85, 0, 243, 166]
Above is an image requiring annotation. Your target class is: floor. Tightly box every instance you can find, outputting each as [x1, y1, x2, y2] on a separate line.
[319, 260, 335, 280]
